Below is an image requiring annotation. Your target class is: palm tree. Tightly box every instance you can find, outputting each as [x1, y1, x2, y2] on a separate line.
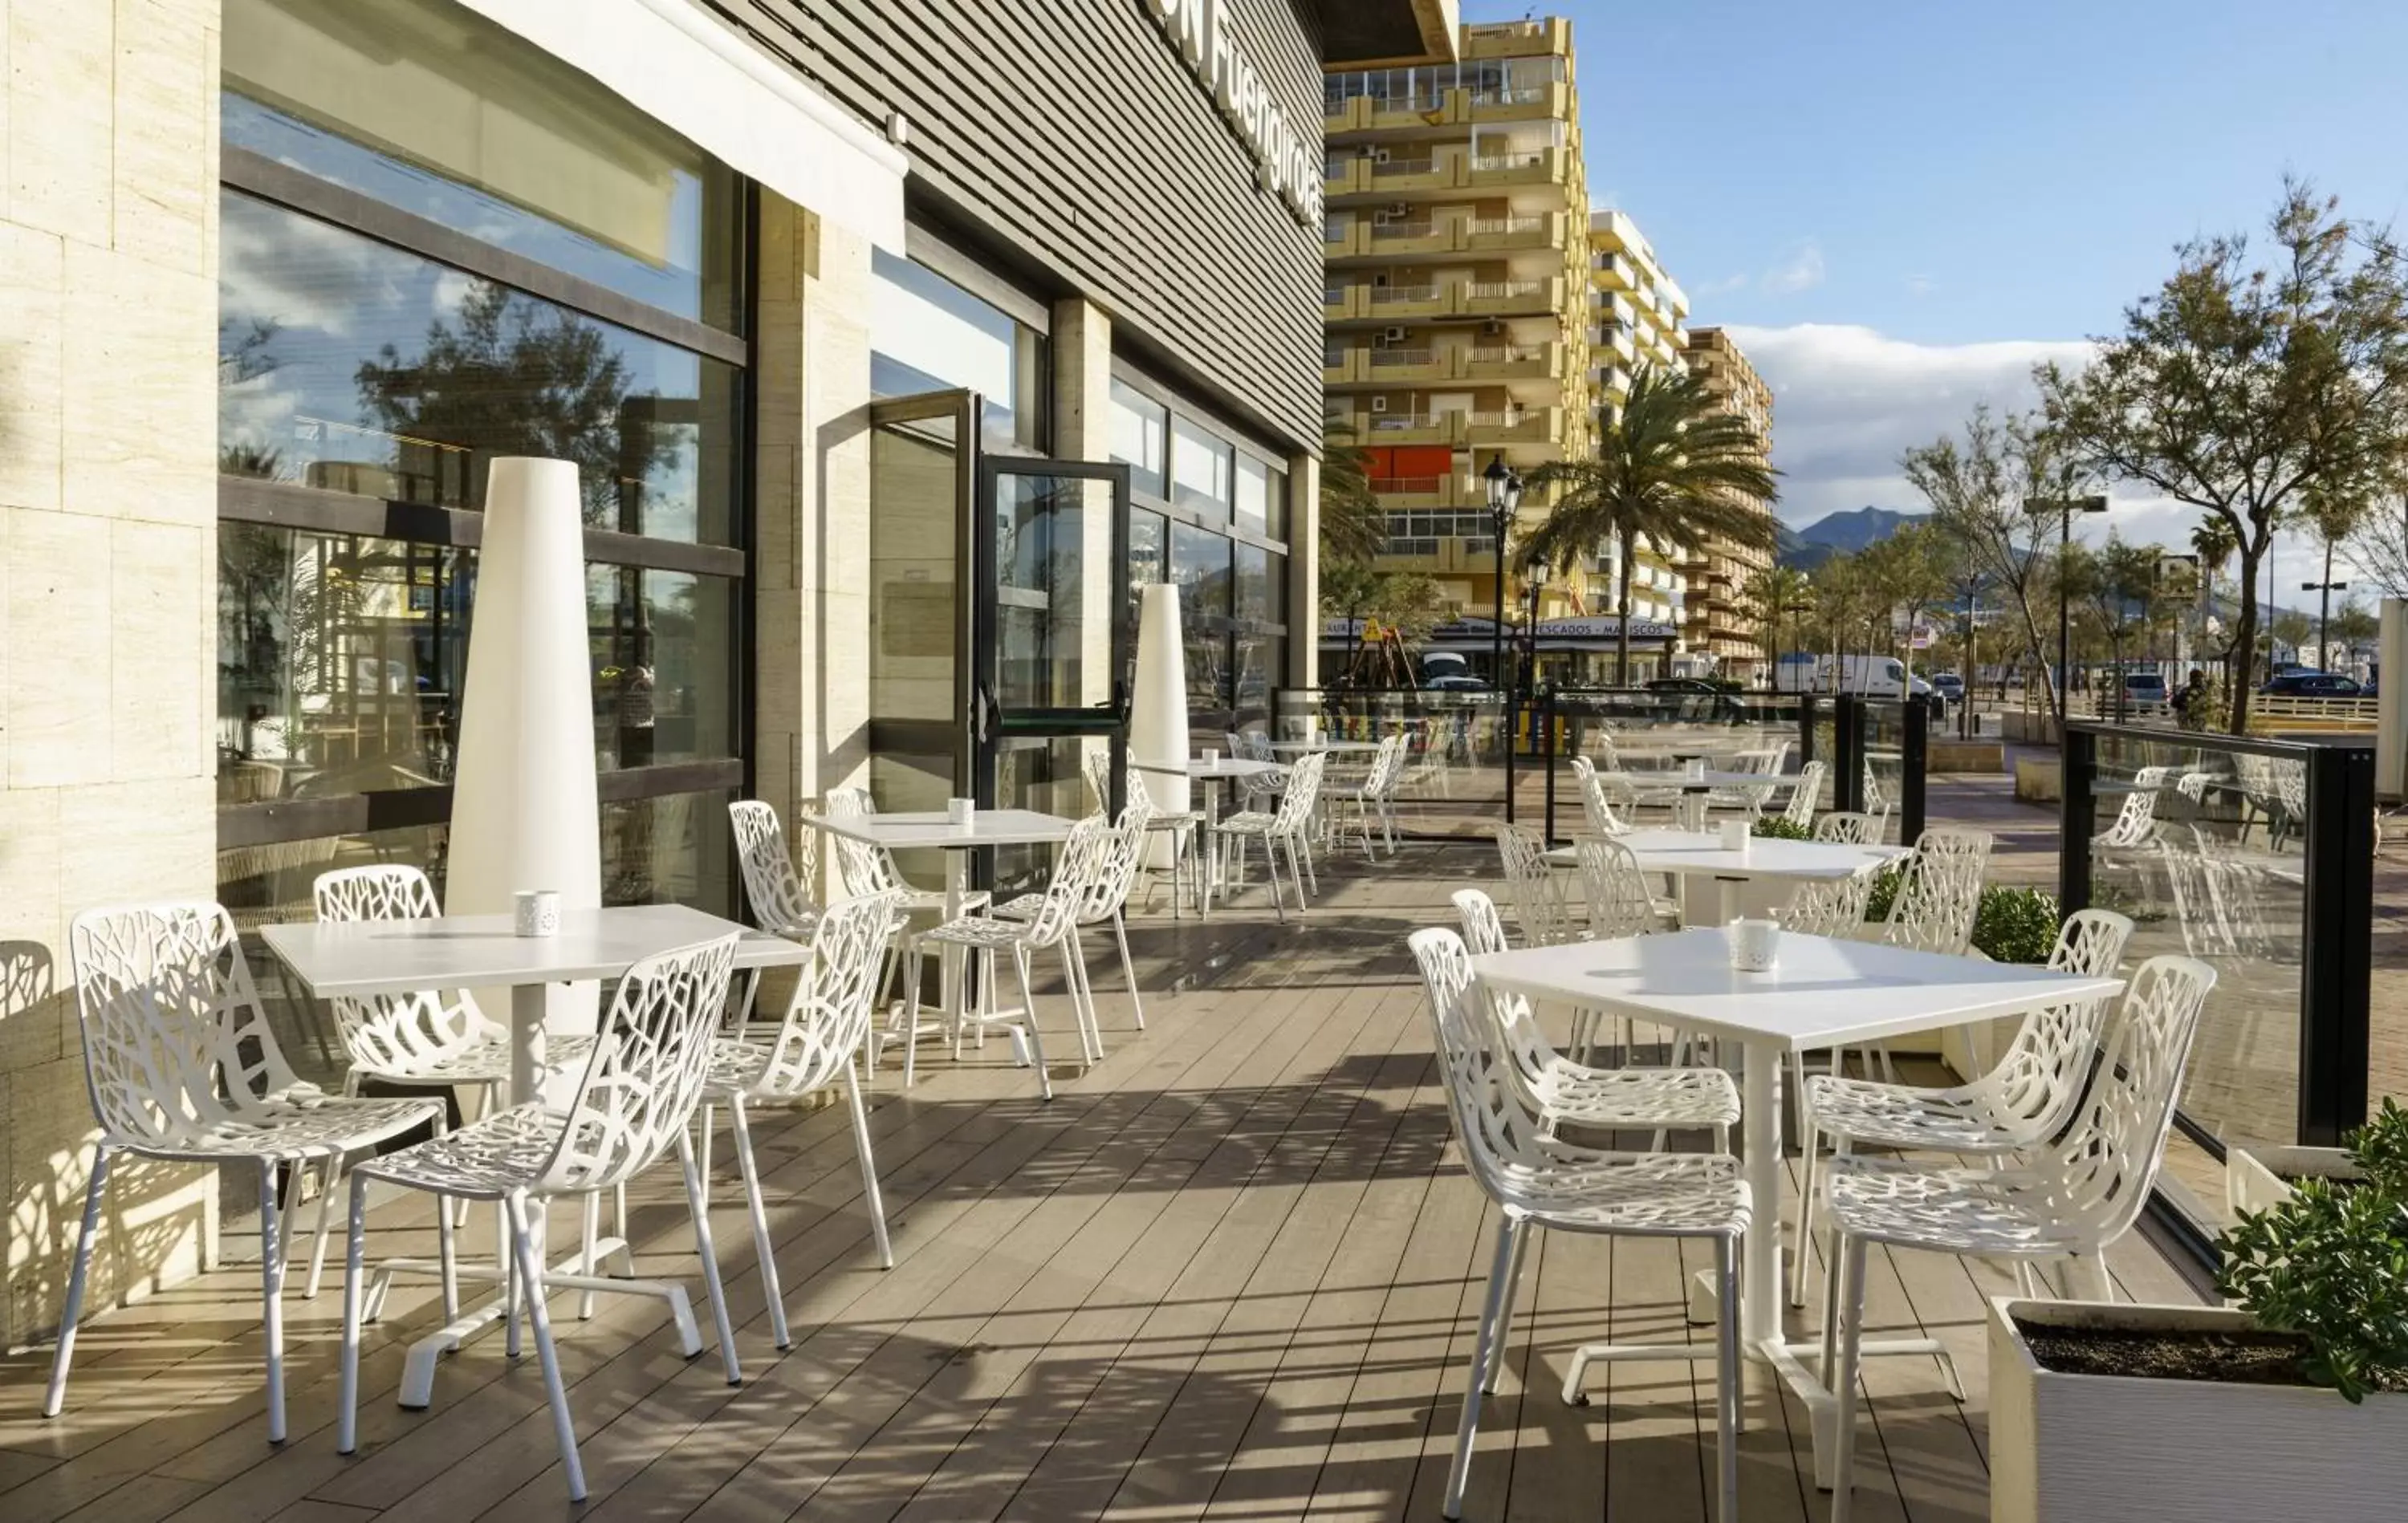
[1320, 417, 1386, 563]
[1520, 368, 1780, 683]
[1736, 562, 1812, 679]
[2189, 514, 2240, 698]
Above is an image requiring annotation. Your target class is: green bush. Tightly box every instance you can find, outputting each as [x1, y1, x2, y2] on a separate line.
[2218, 1099, 2408, 1401]
[1972, 886, 2060, 964]
[1862, 863, 1906, 922]
[1752, 815, 1813, 840]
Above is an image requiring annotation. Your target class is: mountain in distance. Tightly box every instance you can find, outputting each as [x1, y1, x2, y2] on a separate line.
[1776, 506, 1930, 571]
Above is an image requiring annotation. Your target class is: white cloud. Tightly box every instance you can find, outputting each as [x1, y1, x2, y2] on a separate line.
[1760, 240, 1826, 295]
[1695, 271, 1751, 297]
[1906, 274, 1935, 299]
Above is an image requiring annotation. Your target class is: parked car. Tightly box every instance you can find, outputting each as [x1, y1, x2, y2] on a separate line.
[1930, 672, 1966, 703]
[2121, 671, 2168, 705]
[2260, 671, 2364, 697]
[1422, 673, 1493, 692]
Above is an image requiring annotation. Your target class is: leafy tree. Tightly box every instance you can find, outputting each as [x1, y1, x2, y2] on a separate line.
[1902, 404, 2092, 723]
[1519, 366, 1779, 684]
[1317, 560, 1444, 686]
[1737, 562, 1812, 673]
[2341, 494, 2408, 599]
[2063, 534, 2165, 716]
[357, 279, 654, 526]
[1858, 521, 1962, 682]
[2038, 178, 2408, 729]
[1318, 417, 1387, 564]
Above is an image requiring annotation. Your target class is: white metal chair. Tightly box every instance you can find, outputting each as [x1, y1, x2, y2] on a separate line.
[2091, 766, 2169, 906]
[729, 798, 821, 1025]
[905, 816, 1111, 1099]
[339, 934, 741, 1502]
[1812, 810, 1881, 846]
[1208, 750, 1328, 920]
[995, 795, 1154, 1043]
[1106, 751, 1206, 917]
[1780, 759, 1828, 830]
[1568, 753, 1635, 837]
[1493, 821, 1578, 948]
[1566, 834, 1682, 1058]
[702, 892, 898, 1354]
[1708, 740, 1791, 815]
[1409, 927, 1749, 1523]
[1330, 732, 1408, 859]
[1454, 890, 1736, 1144]
[1820, 954, 2215, 1521]
[828, 786, 993, 1078]
[1788, 908, 2135, 1307]
[1875, 827, 1992, 956]
[47, 904, 445, 1443]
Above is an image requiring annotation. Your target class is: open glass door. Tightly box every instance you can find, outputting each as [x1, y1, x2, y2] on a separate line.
[974, 457, 1132, 883]
[868, 390, 978, 824]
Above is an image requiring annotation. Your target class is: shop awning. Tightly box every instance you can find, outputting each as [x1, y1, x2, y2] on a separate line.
[461, 0, 908, 254]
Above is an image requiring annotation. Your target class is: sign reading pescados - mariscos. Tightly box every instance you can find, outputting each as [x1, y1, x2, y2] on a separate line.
[1140, 0, 1323, 226]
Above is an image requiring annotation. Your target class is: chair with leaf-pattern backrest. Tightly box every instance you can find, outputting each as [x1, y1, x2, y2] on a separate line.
[1494, 822, 1576, 948]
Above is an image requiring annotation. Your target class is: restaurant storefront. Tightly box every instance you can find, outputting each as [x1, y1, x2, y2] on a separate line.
[0, 0, 1453, 1342]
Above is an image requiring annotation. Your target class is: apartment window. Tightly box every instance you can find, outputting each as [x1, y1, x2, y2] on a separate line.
[1110, 380, 1169, 498]
[1171, 416, 1234, 519]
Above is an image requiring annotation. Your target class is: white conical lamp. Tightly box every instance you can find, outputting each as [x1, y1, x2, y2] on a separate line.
[446, 457, 602, 1035]
[1129, 583, 1190, 866]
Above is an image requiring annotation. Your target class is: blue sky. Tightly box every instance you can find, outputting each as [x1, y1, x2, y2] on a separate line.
[1457, 0, 2408, 595]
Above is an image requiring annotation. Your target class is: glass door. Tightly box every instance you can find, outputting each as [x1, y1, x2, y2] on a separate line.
[974, 458, 1132, 844]
[867, 390, 978, 823]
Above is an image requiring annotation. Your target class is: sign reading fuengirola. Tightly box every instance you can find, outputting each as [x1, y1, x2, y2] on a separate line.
[1141, 0, 1323, 226]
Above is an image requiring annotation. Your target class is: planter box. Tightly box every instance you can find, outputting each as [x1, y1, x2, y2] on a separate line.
[2224, 1143, 2360, 1217]
[2013, 756, 2060, 803]
[1928, 739, 2005, 773]
[1990, 1297, 2408, 1522]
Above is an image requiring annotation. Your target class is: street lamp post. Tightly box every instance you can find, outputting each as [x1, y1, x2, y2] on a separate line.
[1523, 554, 1551, 701]
[1483, 453, 1524, 819]
[2304, 542, 2347, 673]
[2031, 494, 2109, 719]
[1957, 571, 1982, 738]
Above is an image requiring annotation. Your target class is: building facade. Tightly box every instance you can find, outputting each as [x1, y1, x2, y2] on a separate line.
[1676, 326, 1778, 681]
[0, 0, 1446, 1347]
[1320, 15, 1593, 647]
[1584, 206, 1694, 652]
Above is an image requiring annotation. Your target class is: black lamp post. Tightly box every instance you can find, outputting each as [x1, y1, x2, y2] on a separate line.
[1523, 554, 1551, 700]
[2304, 550, 2348, 673]
[2031, 494, 2109, 715]
[1957, 571, 1982, 737]
[1483, 453, 1523, 816]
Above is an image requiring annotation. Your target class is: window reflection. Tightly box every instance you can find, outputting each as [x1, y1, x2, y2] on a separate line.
[587, 567, 738, 770]
[1172, 416, 1233, 518]
[1173, 522, 1232, 715]
[869, 250, 1046, 450]
[1111, 381, 1168, 498]
[218, 191, 740, 544]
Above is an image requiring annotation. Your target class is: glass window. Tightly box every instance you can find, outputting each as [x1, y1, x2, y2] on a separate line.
[222, 0, 743, 332]
[1172, 522, 1231, 715]
[1235, 454, 1269, 531]
[588, 567, 739, 770]
[604, 788, 734, 916]
[218, 191, 742, 544]
[1127, 509, 1166, 627]
[1110, 381, 1167, 498]
[1172, 416, 1234, 518]
[1268, 465, 1289, 542]
[869, 250, 1046, 450]
[1235, 542, 1271, 627]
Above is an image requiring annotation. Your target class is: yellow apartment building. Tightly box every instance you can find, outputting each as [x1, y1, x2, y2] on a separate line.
[1678, 326, 1779, 682]
[1586, 207, 1694, 640]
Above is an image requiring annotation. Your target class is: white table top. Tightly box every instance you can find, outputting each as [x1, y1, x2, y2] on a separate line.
[261, 904, 803, 999]
[1603, 769, 1774, 790]
[1472, 928, 2123, 1054]
[1137, 757, 1285, 779]
[1543, 829, 1904, 881]
[1269, 738, 1384, 754]
[803, 807, 1081, 850]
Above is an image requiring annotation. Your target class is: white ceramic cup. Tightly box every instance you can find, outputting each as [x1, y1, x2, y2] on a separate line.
[513, 889, 560, 939]
[1719, 818, 1750, 853]
[1730, 917, 1780, 973]
[1688, 757, 1707, 780]
[947, 797, 974, 826]
[1202, 748, 1218, 764]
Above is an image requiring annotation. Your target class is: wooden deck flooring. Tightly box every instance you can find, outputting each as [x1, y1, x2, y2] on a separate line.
[0, 844, 2203, 1521]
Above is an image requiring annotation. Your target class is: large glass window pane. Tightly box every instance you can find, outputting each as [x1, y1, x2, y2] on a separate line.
[604, 788, 734, 915]
[1235, 542, 1271, 627]
[1235, 454, 1269, 531]
[218, 522, 468, 798]
[218, 822, 452, 934]
[870, 250, 1045, 449]
[1267, 465, 1290, 542]
[222, 0, 742, 333]
[1173, 522, 1231, 713]
[587, 567, 738, 770]
[1172, 417, 1234, 518]
[1110, 381, 1167, 498]
[218, 190, 740, 544]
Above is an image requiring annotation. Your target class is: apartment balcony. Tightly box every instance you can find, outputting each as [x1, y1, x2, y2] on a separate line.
[1365, 152, 1450, 195]
[1324, 282, 1366, 321]
[1463, 15, 1573, 59]
[1323, 348, 1366, 385]
[1356, 409, 1462, 447]
[1322, 155, 1372, 197]
[1593, 250, 1637, 292]
[1460, 80, 1572, 125]
[1672, 323, 1691, 350]
[1464, 405, 1560, 447]
[1459, 275, 1560, 319]
[1462, 210, 1559, 253]
[1323, 217, 1369, 258]
[1368, 473, 1450, 509]
[1364, 344, 1450, 384]
[1596, 326, 1637, 366]
[1367, 281, 1449, 319]
[1365, 217, 1450, 257]
[1595, 364, 1633, 400]
[1464, 144, 1564, 189]
[1462, 339, 1563, 383]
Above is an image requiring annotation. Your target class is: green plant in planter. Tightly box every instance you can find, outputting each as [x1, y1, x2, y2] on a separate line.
[1972, 887, 2059, 964]
[2217, 1099, 2408, 1402]
[1753, 815, 1813, 840]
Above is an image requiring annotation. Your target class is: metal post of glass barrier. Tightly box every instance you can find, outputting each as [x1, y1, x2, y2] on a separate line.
[1834, 694, 1865, 813]
[1799, 692, 1819, 770]
[2058, 722, 2096, 914]
[2299, 740, 2375, 1146]
[1541, 687, 1560, 845]
[1902, 696, 1929, 844]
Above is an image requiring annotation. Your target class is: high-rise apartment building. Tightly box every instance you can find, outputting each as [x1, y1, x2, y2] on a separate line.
[1584, 208, 1693, 641]
[1322, 17, 1594, 633]
[1677, 326, 1779, 680]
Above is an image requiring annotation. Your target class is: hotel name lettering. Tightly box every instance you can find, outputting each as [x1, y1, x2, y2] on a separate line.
[1141, 0, 1322, 225]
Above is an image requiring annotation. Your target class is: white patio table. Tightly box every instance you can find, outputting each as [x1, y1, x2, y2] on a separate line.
[1470, 926, 2121, 1478]
[261, 902, 808, 1409]
[805, 807, 1080, 1031]
[1544, 828, 1903, 924]
[1135, 757, 1287, 912]
[1596, 769, 1776, 831]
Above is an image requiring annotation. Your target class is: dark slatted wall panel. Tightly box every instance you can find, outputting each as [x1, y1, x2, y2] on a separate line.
[706, 0, 1324, 453]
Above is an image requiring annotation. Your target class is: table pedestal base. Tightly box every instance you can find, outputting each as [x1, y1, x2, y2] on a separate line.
[393, 1236, 697, 1410]
[1763, 1333, 1964, 1488]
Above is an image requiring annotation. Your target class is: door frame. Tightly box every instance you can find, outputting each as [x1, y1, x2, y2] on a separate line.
[867, 388, 981, 794]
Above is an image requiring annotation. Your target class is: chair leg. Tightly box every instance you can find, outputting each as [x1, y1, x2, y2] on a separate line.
[695, 1103, 715, 1213]
[578, 1192, 602, 1320]
[1714, 1233, 1740, 1523]
[903, 956, 924, 1089]
[1298, 828, 1320, 894]
[729, 1099, 790, 1350]
[504, 1191, 586, 1502]
[1479, 1220, 1530, 1395]
[1112, 911, 1145, 1031]
[844, 1062, 894, 1269]
[42, 1145, 112, 1419]
[1443, 1217, 1520, 1521]
[257, 1157, 288, 1444]
[303, 1155, 344, 1300]
[1011, 949, 1052, 1102]
[1790, 1112, 1821, 1309]
[338, 1172, 370, 1455]
[673, 1129, 742, 1385]
[436, 1184, 459, 1324]
[1828, 1234, 1870, 1522]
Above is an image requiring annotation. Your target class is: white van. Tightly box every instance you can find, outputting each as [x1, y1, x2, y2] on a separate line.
[1772, 652, 1937, 702]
